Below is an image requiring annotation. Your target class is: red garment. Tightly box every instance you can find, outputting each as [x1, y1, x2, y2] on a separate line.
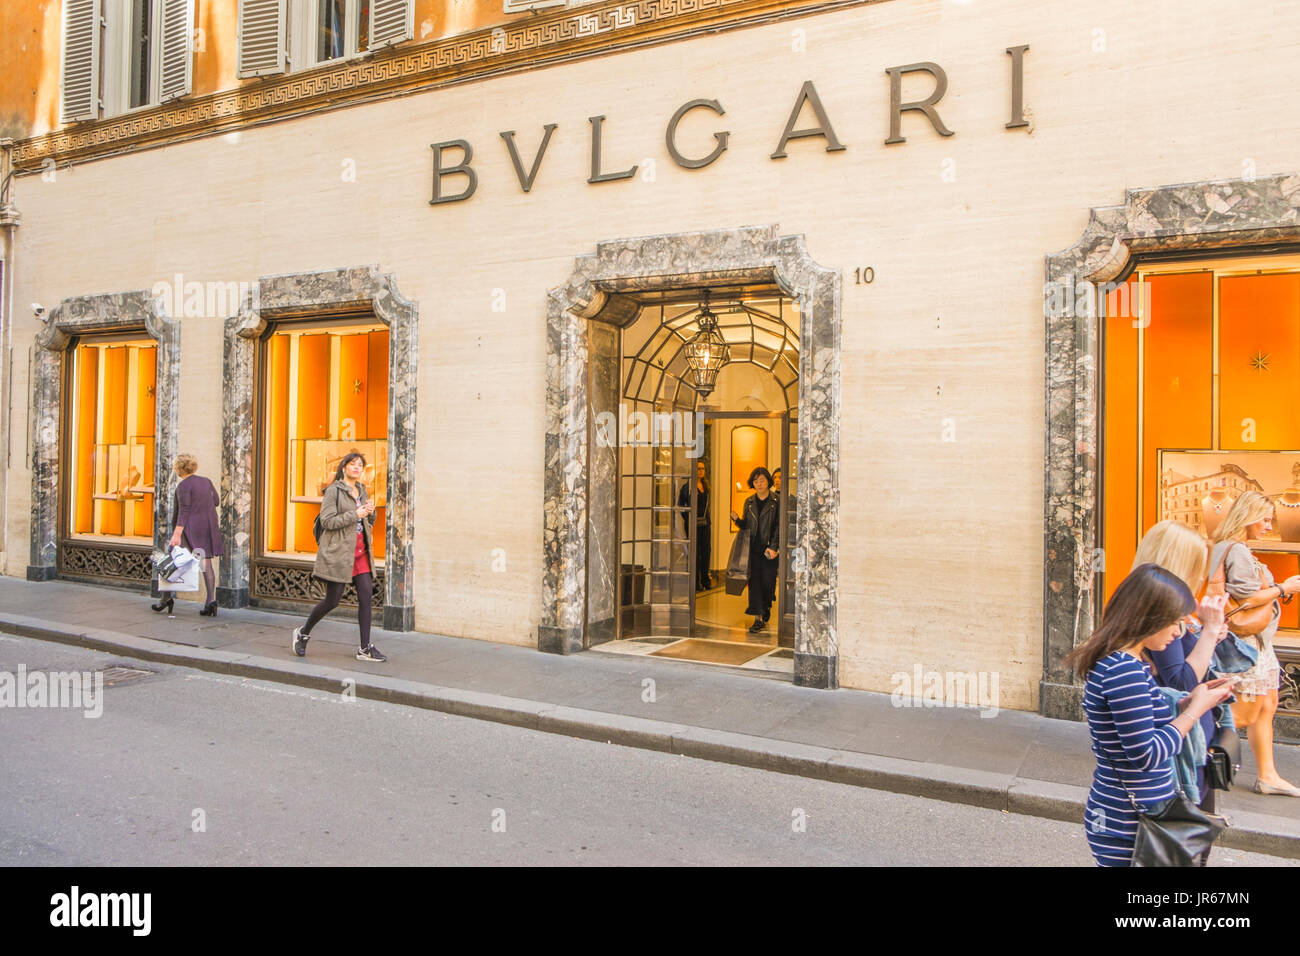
[352, 530, 371, 577]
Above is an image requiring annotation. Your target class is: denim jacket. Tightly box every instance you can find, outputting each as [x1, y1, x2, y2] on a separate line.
[1154, 686, 1205, 805]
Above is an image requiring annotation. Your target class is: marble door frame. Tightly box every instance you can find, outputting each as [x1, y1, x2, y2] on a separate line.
[28, 290, 181, 583]
[218, 266, 419, 631]
[1042, 172, 1300, 719]
[540, 225, 843, 689]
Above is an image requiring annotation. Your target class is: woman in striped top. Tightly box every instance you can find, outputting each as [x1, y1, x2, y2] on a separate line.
[1066, 563, 1235, 866]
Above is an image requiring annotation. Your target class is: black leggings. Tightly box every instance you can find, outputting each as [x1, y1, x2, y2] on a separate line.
[303, 573, 372, 648]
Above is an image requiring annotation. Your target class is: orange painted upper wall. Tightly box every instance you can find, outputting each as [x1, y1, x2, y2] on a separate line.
[1, 0, 537, 139]
[0, 0, 62, 140]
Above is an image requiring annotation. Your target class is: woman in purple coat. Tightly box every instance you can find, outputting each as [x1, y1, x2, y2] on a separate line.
[152, 453, 224, 616]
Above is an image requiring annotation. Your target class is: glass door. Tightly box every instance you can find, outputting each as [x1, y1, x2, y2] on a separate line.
[618, 401, 695, 637]
[650, 416, 695, 635]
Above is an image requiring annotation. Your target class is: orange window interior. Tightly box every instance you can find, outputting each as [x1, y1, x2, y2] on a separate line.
[1102, 263, 1300, 626]
[729, 425, 768, 529]
[263, 324, 389, 561]
[68, 340, 157, 542]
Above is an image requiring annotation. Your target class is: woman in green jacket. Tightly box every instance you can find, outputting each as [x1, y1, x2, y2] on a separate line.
[292, 452, 385, 662]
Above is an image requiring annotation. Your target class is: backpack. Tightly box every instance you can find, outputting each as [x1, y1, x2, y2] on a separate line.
[312, 487, 330, 544]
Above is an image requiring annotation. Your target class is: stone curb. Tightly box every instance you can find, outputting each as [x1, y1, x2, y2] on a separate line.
[5, 613, 1300, 860]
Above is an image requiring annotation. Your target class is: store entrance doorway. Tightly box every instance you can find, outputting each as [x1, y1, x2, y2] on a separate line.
[606, 291, 798, 675]
[684, 409, 794, 648]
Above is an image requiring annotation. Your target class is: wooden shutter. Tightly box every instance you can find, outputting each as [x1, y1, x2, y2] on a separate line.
[159, 0, 194, 101]
[369, 0, 413, 48]
[62, 0, 102, 122]
[237, 0, 286, 77]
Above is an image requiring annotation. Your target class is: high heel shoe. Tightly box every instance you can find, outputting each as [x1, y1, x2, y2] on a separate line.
[199, 601, 217, 617]
[151, 597, 174, 614]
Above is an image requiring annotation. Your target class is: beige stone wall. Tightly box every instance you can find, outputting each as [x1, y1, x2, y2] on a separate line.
[6, 0, 1300, 710]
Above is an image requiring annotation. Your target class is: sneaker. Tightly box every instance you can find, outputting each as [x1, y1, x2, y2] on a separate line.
[748, 618, 765, 633]
[356, 644, 387, 663]
[292, 626, 309, 657]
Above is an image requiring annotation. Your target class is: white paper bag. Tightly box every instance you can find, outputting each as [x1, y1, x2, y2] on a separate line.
[157, 560, 200, 592]
[157, 545, 203, 592]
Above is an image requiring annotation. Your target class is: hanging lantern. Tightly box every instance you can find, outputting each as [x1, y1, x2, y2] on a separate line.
[683, 290, 730, 398]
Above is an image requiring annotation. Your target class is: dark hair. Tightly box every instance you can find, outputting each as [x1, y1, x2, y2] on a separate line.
[1063, 563, 1194, 678]
[334, 451, 367, 483]
[747, 466, 773, 489]
[695, 459, 710, 495]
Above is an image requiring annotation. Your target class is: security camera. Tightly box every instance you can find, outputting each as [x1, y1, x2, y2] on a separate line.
[31, 303, 44, 316]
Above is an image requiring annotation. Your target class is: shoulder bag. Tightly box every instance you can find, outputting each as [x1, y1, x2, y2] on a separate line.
[1204, 717, 1242, 792]
[1103, 755, 1226, 866]
[1206, 542, 1275, 637]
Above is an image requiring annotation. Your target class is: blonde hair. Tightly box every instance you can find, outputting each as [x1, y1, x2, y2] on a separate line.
[174, 453, 198, 477]
[1132, 520, 1208, 594]
[1211, 490, 1273, 545]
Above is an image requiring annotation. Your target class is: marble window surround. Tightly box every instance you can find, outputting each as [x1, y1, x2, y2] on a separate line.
[219, 266, 418, 631]
[28, 291, 181, 581]
[541, 225, 842, 688]
[1042, 172, 1300, 719]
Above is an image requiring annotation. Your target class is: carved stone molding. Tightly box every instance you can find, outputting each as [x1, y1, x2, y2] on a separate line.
[28, 290, 180, 585]
[1042, 173, 1300, 720]
[220, 266, 418, 631]
[12, 0, 878, 173]
[541, 224, 841, 687]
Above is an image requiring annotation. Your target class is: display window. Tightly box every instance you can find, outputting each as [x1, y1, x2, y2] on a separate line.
[66, 337, 158, 542]
[1102, 255, 1300, 637]
[261, 320, 388, 561]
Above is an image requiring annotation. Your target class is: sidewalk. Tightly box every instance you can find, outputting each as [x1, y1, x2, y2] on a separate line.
[4, 576, 1300, 858]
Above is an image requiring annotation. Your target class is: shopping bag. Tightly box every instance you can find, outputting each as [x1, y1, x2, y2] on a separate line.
[156, 545, 201, 592]
[157, 559, 200, 592]
[725, 531, 750, 595]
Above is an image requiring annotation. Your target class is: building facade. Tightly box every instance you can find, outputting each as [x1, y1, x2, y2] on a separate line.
[3, 0, 1300, 717]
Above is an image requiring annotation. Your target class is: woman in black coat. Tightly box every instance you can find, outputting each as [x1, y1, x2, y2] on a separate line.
[678, 460, 713, 591]
[153, 452, 224, 616]
[731, 466, 780, 633]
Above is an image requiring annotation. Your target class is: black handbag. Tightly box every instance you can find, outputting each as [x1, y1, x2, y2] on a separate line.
[1104, 756, 1227, 867]
[1205, 721, 1242, 791]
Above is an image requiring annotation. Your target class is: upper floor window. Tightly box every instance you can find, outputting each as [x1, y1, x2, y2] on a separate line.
[237, 0, 411, 79]
[61, 0, 193, 123]
[316, 0, 369, 63]
[126, 0, 160, 108]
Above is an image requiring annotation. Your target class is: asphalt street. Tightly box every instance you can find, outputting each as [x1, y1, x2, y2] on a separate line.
[1, 634, 1293, 866]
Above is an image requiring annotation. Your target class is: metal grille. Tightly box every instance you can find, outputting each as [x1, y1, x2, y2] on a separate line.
[101, 666, 155, 686]
[60, 543, 152, 584]
[1280, 654, 1300, 714]
[253, 562, 384, 608]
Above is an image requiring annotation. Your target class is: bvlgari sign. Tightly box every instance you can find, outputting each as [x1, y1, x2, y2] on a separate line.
[430, 46, 1030, 204]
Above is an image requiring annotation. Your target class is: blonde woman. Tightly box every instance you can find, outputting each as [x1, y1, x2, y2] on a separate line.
[1211, 491, 1300, 795]
[153, 453, 223, 616]
[1132, 520, 1229, 816]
